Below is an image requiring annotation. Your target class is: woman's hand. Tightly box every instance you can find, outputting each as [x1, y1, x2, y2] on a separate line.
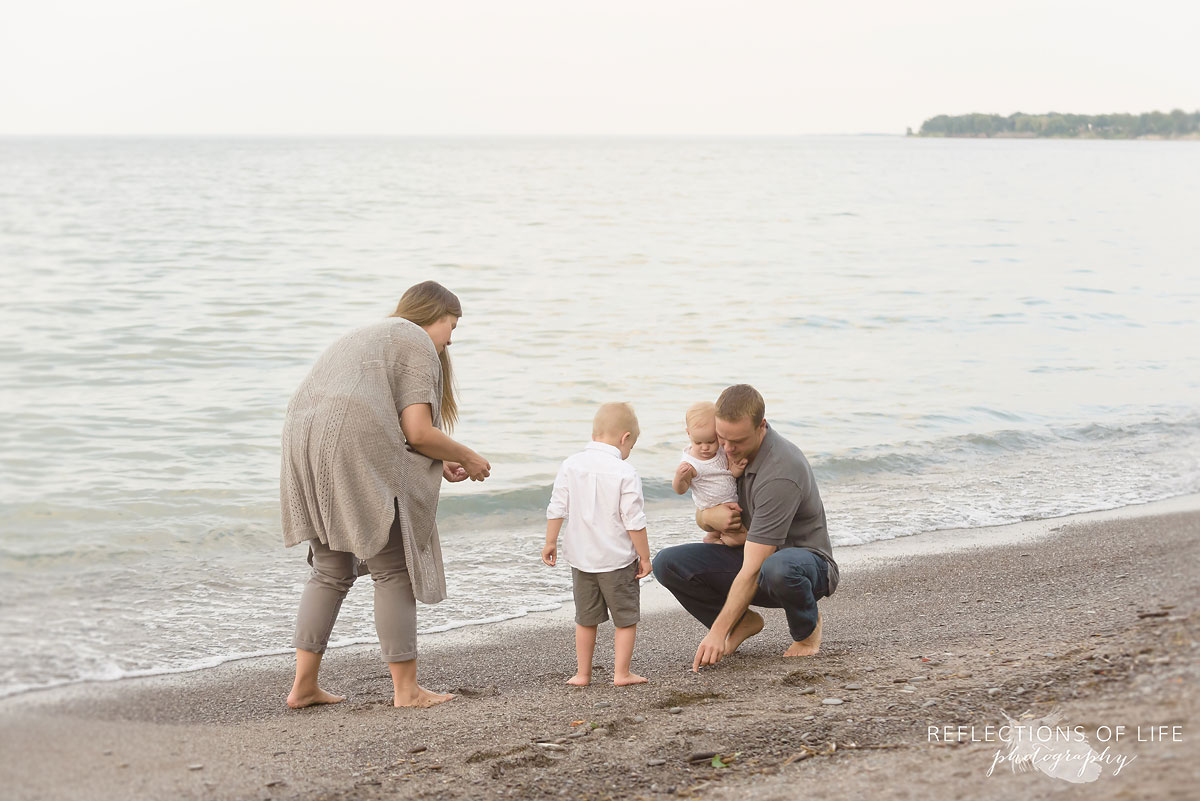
[442, 462, 469, 482]
[462, 451, 491, 481]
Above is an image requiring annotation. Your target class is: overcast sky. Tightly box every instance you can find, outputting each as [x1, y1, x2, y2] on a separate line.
[1, 1, 1196, 136]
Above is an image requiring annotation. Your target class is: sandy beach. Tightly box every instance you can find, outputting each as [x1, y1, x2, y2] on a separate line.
[2, 496, 1196, 801]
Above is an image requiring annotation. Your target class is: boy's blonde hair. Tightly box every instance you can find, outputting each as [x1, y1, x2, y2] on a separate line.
[593, 402, 640, 440]
[685, 401, 716, 430]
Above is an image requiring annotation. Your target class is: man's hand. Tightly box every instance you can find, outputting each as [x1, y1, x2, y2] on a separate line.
[693, 629, 727, 672]
[541, 543, 557, 566]
[703, 502, 743, 535]
[442, 462, 469, 482]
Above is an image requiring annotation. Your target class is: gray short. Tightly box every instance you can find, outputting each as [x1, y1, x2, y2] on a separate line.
[571, 560, 641, 628]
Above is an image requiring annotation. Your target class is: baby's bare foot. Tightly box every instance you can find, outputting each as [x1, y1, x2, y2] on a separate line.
[566, 673, 591, 687]
[394, 686, 455, 708]
[614, 673, 648, 686]
[783, 613, 822, 657]
[286, 687, 345, 709]
[725, 610, 764, 655]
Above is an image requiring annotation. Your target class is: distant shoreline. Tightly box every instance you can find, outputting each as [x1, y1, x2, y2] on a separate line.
[911, 110, 1200, 139]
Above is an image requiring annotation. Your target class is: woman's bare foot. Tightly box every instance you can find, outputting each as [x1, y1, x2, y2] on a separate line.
[566, 673, 591, 687]
[394, 685, 455, 708]
[783, 613, 822, 657]
[724, 610, 764, 655]
[613, 673, 648, 686]
[286, 687, 345, 709]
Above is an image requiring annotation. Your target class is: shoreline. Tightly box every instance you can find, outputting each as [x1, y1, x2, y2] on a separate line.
[4, 492, 1198, 705]
[2, 494, 1197, 800]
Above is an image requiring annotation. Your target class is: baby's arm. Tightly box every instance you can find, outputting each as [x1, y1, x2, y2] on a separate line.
[542, 518, 564, 566]
[673, 462, 696, 495]
[728, 457, 748, 478]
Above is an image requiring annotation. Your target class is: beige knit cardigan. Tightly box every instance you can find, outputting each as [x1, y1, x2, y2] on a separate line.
[280, 317, 447, 604]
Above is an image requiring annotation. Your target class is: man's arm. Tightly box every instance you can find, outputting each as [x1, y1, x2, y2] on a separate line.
[696, 503, 741, 534]
[692, 541, 774, 671]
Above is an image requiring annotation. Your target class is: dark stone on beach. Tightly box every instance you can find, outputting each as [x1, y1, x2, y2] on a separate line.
[408, 745, 427, 754]
[669, 707, 683, 714]
[689, 751, 719, 762]
[188, 765, 204, 771]
[893, 678, 908, 683]
[265, 780, 286, 788]
[648, 758, 666, 767]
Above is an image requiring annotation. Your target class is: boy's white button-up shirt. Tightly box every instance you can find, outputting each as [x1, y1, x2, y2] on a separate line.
[546, 441, 647, 573]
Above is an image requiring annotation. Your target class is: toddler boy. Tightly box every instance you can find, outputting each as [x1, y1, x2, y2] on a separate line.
[542, 402, 651, 686]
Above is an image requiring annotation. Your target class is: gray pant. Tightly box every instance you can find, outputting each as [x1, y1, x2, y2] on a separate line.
[292, 510, 417, 662]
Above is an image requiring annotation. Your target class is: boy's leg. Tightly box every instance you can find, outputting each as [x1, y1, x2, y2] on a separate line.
[612, 625, 646, 685]
[570, 625, 598, 686]
[604, 562, 646, 685]
[288, 540, 355, 708]
[570, 568, 608, 686]
[758, 549, 830, 656]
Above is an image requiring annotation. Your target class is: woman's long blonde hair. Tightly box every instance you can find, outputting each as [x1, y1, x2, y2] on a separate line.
[390, 281, 462, 431]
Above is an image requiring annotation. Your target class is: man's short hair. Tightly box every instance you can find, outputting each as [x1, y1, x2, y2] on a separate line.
[593, 402, 640, 439]
[715, 384, 765, 428]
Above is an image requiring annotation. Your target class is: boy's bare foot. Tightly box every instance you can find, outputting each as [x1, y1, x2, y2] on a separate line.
[783, 613, 822, 657]
[394, 686, 455, 708]
[724, 610, 764, 655]
[613, 673, 648, 686]
[286, 687, 345, 709]
[566, 673, 591, 687]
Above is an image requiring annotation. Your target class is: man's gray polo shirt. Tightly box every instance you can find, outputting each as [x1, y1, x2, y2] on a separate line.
[738, 424, 839, 594]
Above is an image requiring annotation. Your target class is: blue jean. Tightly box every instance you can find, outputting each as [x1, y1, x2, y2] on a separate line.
[652, 543, 829, 641]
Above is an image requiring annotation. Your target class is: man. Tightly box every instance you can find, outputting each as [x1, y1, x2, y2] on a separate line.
[652, 384, 839, 670]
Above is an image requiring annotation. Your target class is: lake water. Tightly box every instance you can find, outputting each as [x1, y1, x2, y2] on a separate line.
[2, 135, 1198, 697]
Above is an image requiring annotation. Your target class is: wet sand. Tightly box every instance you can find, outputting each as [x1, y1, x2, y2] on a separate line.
[2, 497, 1197, 801]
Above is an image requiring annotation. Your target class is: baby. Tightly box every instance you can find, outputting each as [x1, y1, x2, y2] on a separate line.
[542, 402, 652, 687]
[672, 401, 747, 547]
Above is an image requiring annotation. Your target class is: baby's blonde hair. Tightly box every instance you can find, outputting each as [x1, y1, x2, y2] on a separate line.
[593, 402, 640, 440]
[685, 401, 716, 431]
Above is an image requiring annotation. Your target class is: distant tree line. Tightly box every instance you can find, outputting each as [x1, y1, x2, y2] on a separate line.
[913, 110, 1200, 138]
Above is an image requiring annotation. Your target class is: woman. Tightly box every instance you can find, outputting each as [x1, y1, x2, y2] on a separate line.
[280, 281, 490, 709]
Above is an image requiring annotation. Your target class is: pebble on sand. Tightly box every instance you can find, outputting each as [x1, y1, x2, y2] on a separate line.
[844, 683, 862, 690]
[669, 707, 684, 714]
[648, 759, 666, 766]
[188, 765, 204, 771]
[408, 745, 428, 754]
[822, 698, 844, 705]
[797, 687, 816, 695]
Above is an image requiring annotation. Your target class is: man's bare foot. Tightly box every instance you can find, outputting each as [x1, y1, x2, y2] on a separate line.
[394, 686, 455, 708]
[566, 673, 591, 687]
[613, 673, 648, 686]
[286, 687, 345, 709]
[783, 613, 822, 657]
[724, 610, 764, 655]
